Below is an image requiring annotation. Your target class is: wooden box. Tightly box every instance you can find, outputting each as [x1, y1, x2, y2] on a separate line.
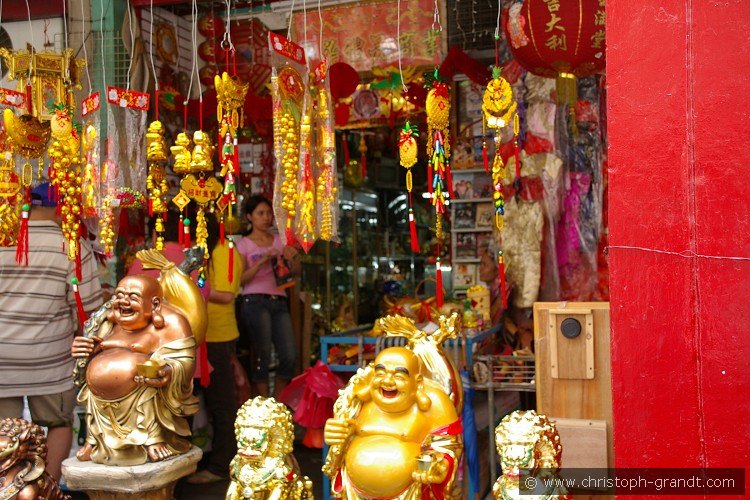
[534, 302, 613, 467]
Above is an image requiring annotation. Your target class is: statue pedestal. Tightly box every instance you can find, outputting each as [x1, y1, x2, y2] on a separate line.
[62, 446, 202, 500]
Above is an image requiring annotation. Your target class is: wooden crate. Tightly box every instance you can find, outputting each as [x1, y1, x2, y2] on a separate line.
[534, 302, 613, 467]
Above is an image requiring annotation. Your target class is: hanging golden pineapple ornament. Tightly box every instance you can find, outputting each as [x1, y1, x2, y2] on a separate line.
[482, 66, 518, 310]
[399, 121, 420, 253]
[424, 69, 452, 307]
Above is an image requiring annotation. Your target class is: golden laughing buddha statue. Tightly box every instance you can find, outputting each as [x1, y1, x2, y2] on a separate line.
[71, 273, 199, 466]
[226, 397, 313, 500]
[323, 314, 463, 500]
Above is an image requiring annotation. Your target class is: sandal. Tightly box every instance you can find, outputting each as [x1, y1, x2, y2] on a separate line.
[185, 470, 226, 484]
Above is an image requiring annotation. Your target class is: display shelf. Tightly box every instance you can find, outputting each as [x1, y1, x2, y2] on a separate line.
[454, 257, 480, 263]
[452, 167, 489, 174]
[453, 227, 493, 233]
[451, 197, 493, 203]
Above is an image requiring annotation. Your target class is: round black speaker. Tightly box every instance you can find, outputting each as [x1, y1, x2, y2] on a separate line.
[560, 318, 582, 339]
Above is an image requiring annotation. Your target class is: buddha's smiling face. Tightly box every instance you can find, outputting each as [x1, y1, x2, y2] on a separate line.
[112, 276, 160, 331]
[369, 348, 422, 414]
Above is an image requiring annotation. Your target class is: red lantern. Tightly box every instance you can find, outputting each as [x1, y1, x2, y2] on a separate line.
[198, 40, 221, 63]
[199, 65, 218, 87]
[198, 14, 225, 38]
[502, 0, 605, 78]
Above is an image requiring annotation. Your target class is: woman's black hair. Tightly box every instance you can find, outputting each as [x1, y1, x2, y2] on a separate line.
[243, 195, 273, 235]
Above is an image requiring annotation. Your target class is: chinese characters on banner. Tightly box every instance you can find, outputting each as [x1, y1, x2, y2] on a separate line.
[502, 0, 606, 78]
[292, 0, 442, 73]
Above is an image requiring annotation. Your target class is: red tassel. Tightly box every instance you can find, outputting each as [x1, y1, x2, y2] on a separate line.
[513, 140, 521, 180]
[75, 252, 83, 281]
[199, 341, 210, 388]
[409, 208, 420, 253]
[183, 218, 191, 248]
[178, 215, 184, 246]
[445, 161, 455, 199]
[436, 259, 444, 308]
[285, 225, 297, 247]
[147, 197, 153, 217]
[342, 134, 350, 166]
[15, 202, 30, 266]
[71, 278, 87, 327]
[360, 152, 367, 179]
[219, 217, 225, 245]
[498, 253, 508, 310]
[228, 239, 235, 283]
[482, 141, 490, 174]
[25, 83, 32, 114]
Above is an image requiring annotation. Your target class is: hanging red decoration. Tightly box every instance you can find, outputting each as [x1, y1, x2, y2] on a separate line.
[502, 0, 605, 79]
[197, 14, 225, 38]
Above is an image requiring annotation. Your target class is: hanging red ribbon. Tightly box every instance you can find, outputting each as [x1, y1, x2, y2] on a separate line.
[228, 239, 235, 284]
[178, 215, 184, 246]
[198, 341, 210, 387]
[183, 218, 191, 248]
[71, 277, 87, 328]
[15, 201, 30, 266]
[436, 257, 444, 308]
[219, 216, 226, 245]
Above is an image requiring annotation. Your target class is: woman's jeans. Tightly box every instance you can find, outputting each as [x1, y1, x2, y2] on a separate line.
[239, 294, 298, 383]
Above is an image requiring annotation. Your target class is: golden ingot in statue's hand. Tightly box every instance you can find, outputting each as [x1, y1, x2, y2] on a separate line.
[136, 359, 165, 378]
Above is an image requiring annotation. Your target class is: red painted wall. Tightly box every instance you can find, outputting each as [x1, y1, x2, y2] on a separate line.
[608, 0, 750, 477]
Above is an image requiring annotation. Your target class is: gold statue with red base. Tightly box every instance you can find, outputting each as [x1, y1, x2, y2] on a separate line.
[323, 314, 463, 499]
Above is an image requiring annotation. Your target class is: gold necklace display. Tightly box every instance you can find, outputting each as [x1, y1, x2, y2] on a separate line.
[272, 65, 304, 243]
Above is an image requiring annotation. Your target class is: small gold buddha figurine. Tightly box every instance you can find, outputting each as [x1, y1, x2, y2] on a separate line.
[324, 314, 464, 499]
[0, 418, 70, 500]
[170, 132, 192, 174]
[190, 130, 214, 172]
[226, 397, 313, 500]
[146, 120, 168, 162]
[493, 410, 570, 500]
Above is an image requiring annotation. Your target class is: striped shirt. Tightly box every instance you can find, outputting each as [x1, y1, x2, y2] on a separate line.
[0, 221, 102, 398]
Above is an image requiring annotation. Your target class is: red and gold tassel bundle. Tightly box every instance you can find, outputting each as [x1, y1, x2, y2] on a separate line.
[483, 66, 518, 310]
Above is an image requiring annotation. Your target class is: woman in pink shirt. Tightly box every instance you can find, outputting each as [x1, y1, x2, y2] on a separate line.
[235, 196, 300, 397]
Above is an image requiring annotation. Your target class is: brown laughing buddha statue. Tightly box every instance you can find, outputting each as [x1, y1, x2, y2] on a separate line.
[71, 273, 199, 466]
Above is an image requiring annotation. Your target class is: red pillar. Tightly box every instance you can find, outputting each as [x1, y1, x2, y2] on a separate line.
[607, 0, 750, 474]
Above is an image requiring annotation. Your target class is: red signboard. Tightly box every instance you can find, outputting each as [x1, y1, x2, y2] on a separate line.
[292, 0, 441, 72]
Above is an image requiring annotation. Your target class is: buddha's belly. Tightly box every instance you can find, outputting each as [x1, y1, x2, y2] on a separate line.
[345, 435, 420, 498]
[87, 348, 149, 399]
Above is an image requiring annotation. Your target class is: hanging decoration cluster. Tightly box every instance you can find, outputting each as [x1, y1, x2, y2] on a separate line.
[424, 69, 453, 307]
[269, 32, 338, 252]
[482, 66, 519, 309]
[145, 120, 169, 250]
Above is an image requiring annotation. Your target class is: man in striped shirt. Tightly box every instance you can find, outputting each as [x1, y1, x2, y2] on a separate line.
[0, 183, 102, 480]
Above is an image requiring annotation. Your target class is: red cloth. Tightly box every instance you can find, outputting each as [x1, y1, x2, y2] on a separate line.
[277, 360, 344, 428]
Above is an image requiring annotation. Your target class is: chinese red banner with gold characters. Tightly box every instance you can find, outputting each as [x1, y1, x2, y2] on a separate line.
[292, 0, 442, 72]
